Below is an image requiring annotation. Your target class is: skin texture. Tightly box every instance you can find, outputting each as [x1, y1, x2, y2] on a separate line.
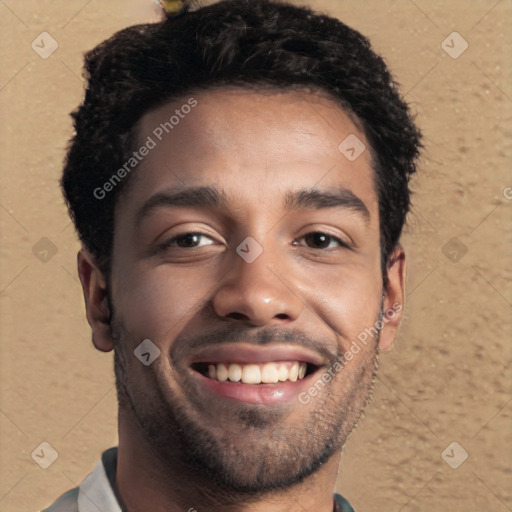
[78, 88, 406, 512]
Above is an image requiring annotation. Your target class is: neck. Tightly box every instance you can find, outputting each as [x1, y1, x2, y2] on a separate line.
[115, 410, 341, 512]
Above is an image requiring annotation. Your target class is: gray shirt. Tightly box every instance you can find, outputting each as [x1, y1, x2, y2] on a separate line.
[40, 447, 356, 512]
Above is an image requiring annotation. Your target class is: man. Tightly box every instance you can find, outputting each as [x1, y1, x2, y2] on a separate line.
[42, 0, 421, 510]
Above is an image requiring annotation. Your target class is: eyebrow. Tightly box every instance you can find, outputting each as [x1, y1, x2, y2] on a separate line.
[136, 186, 229, 226]
[136, 184, 370, 226]
[284, 186, 370, 219]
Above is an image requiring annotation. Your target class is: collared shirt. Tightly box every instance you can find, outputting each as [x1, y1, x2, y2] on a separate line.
[40, 447, 355, 512]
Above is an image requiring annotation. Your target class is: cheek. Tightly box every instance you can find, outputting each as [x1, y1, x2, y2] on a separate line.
[302, 262, 383, 349]
[111, 265, 209, 345]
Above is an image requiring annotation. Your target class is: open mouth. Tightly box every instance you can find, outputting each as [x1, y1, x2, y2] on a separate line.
[191, 361, 318, 384]
[186, 343, 325, 405]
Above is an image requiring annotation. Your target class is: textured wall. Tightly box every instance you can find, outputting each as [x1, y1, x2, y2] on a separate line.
[1, 1, 510, 511]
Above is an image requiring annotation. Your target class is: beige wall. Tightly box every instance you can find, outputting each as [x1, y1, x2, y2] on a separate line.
[1, 1, 511, 510]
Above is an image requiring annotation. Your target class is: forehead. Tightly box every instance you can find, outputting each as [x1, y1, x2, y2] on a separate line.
[117, 87, 378, 221]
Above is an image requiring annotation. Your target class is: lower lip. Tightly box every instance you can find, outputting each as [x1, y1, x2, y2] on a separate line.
[190, 369, 317, 405]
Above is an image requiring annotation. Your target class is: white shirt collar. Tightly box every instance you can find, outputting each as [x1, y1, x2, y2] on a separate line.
[77, 457, 122, 512]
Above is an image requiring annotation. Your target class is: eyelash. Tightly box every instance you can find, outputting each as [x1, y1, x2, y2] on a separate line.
[156, 231, 350, 252]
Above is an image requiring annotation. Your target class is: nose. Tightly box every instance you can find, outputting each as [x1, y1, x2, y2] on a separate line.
[211, 240, 305, 327]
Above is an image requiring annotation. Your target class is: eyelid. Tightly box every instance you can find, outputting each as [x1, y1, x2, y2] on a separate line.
[154, 221, 222, 243]
[156, 230, 218, 251]
[296, 224, 353, 245]
[295, 231, 351, 250]
[157, 230, 351, 252]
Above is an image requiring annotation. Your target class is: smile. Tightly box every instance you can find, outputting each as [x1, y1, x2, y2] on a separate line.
[193, 361, 311, 384]
[187, 343, 324, 405]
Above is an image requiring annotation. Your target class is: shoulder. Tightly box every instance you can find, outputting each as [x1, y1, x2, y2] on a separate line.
[39, 446, 119, 512]
[39, 487, 79, 512]
[333, 492, 357, 512]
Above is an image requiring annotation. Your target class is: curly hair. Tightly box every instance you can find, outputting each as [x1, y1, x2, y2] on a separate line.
[61, 0, 422, 277]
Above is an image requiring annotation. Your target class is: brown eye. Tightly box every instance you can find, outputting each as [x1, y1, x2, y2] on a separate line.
[175, 233, 203, 247]
[300, 231, 347, 250]
[158, 232, 215, 251]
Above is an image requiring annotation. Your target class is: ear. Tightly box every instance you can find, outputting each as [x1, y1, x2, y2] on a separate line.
[378, 245, 406, 350]
[77, 249, 114, 352]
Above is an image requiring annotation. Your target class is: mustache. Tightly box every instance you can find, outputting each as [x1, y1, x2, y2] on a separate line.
[170, 324, 341, 367]
[108, 297, 341, 366]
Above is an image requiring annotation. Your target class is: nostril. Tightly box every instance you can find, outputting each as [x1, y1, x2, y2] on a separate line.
[226, 312, 246, 320]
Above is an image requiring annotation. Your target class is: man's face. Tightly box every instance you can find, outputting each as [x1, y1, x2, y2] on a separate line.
[98, 88, 400, 492]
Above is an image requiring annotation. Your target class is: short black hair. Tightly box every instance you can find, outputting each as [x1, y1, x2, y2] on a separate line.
[61, 0, 422, 277]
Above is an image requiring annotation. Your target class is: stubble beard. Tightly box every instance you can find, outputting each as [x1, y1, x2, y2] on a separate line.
[111, 309, 381, 499]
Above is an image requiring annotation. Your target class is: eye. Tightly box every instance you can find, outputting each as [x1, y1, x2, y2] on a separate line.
[157, 231, 216, 251]
[295, 231, 349, 250]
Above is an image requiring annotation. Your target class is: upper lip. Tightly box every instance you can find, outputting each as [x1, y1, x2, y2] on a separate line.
[188, 343, 325, 367]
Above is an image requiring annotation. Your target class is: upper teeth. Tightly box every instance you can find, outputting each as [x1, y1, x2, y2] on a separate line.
[207, 361, 307, 384]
